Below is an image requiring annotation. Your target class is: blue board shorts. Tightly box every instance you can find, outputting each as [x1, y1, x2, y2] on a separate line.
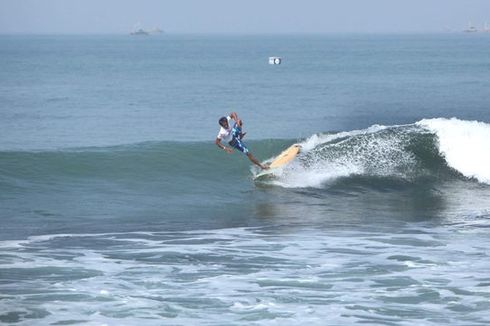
[228, 123, 249, 154]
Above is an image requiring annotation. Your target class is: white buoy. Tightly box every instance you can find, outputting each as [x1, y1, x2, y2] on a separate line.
[269, 56, 282, 65]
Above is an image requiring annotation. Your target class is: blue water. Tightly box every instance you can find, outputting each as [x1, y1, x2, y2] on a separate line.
[1, 34, 490, 325]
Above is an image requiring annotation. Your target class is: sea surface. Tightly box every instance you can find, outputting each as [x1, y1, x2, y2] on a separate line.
[1, 34, 490, 325]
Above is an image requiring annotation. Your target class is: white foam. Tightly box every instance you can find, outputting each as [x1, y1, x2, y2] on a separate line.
[252, 126, 390, 182]
[417, 118, 490, 184]
[264, 124, 415, 188]
[271, 160, 362, 188]
[298, 124, 389, 152]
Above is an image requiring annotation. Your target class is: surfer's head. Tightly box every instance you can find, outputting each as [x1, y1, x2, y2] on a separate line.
[218, 117, 228, 128]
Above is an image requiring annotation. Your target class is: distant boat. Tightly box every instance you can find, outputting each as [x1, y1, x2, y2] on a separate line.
[464, 22, 478, 33]
[130, 23, 150, 36]
[130, 28, 149, 36]
[130, 24, 164, 36]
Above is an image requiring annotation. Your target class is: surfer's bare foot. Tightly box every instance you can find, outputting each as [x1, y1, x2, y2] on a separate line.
[261, 164, 270, 170]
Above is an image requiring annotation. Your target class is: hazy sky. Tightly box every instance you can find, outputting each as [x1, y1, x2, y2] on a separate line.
[1, 0, 489, 34]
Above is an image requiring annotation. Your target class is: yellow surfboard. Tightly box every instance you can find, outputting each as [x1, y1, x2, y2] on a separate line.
[254, 144, 301, 180]
[269, 144, 301, 168]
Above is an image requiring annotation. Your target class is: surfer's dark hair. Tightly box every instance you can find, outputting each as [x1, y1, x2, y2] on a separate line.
[218, 117, 227, 126]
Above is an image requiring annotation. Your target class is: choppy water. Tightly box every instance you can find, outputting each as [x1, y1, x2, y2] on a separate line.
[1, 34, 490, 325]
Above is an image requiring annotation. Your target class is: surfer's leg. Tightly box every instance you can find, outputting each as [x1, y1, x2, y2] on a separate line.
[229, 137, 248, 154]
[247, 153, 269, 170]
[230, 138, 268, 170]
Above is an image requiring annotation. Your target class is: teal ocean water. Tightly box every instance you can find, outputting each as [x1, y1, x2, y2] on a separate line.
[1, 34, 490, 325]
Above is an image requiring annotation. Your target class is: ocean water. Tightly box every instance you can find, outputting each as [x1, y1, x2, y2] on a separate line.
[1, 34, 490, 325]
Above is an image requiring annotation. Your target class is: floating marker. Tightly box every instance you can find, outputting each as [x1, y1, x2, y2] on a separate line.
[269, 56, 282, 65]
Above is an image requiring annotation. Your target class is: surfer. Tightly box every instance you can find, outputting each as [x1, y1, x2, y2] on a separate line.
[215, 112, 269, 170]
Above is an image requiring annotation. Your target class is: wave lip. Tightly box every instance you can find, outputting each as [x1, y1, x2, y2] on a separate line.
[417, 118, 490, 184]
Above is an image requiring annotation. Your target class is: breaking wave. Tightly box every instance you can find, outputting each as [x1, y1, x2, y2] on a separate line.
[256, 118, 490, 188]
[1, 118, 489, 193]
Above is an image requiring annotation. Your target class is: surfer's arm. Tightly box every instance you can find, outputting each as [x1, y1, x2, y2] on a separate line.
[229, 112, 243, 127]
[215, 138, 233, 153]
[229, 112, 238, 121]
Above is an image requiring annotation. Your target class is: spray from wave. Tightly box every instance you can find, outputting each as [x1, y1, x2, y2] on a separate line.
[257, 118, 490, 188]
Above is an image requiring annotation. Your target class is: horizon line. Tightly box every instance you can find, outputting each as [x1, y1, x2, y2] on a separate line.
[0, 31, 471, 36]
